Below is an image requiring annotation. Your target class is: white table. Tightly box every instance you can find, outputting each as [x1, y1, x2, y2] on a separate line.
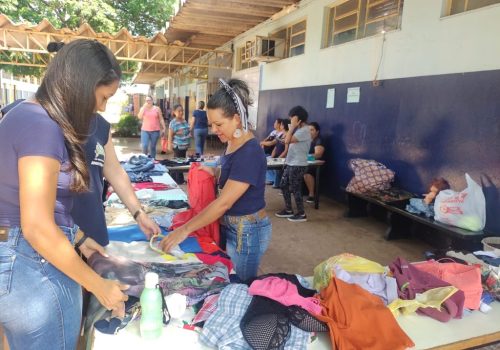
[91, 292, 500, 350]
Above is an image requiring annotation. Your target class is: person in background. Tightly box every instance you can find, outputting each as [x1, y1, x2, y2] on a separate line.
[160, 79, 271, 282]
[270, 119, 290, 188]
[0, 39, 128, 350]
[138, 96, 166, 159]
[260, 118, 282, 155]
[190, 101, 209, 155]
[160, 102, 172, 154]
[304, 122, 325, 203]
[71, 112, 161, 247]
[275, 106, 311, 222]
[168, 104, 191, 158]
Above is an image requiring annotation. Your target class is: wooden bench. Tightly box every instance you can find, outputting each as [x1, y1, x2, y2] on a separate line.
[344, 188, 485, 251]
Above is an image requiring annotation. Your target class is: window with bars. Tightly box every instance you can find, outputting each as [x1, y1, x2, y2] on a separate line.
[324, 0, 404, 47]
[271, 19, 307, 58]
[446, 0, 500, 15]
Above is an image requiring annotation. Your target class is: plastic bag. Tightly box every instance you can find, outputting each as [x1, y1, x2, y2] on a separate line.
[345, 158, 395, 194]
[434, 173, 486, 231]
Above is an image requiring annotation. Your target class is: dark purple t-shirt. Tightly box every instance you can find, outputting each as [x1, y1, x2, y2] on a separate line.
[0, 101, 74, 227]
[219, 138, 266, 216]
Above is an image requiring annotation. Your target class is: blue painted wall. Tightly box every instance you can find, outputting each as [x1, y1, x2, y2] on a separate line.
[257, 70, 500, 234]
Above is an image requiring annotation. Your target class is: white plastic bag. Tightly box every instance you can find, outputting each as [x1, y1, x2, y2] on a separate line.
[434, 174, 486, 231]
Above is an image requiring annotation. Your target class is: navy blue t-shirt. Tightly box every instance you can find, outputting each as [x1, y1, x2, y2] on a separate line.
[71, 114, 110, 245]
[219, 138, 266, 216]
[193, 109, 208, 129]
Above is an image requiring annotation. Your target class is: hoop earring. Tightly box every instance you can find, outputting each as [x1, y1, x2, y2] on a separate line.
[233, 128, 242, 138]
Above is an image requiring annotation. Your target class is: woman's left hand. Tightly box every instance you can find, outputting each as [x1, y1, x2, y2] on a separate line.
[159, 227, 189, 253]
[136, 213, 161, 239]
[79, 237, 109, 259]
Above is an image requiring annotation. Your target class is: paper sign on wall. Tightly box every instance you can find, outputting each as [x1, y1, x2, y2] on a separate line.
[347, 87, 360, 103]
[326, 88, 335, 108]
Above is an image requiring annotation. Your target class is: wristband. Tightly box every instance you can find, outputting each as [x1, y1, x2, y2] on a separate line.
[133, 208, 144, 220]
[74, 234, 88, 250]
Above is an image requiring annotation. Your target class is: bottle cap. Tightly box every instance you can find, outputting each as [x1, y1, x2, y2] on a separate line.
[144, 272, 159, 289]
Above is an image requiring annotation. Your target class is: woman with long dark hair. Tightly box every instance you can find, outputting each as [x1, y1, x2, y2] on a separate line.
[0, 39, 128, 349]
[160, 79, 272, 281]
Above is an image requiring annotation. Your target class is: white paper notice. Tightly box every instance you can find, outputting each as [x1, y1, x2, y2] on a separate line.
[326, 88, 335, 108]
[347, 87, 360, 103]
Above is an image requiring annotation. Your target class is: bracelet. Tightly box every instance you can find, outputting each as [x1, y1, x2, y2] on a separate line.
[133, 208, 144, 220]
[74, 234, 88, 250]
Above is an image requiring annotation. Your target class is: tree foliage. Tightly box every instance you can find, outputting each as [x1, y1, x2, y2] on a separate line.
[0, 0, 176, 77]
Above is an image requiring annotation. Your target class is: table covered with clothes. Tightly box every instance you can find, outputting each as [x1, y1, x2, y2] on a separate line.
[85, 155, 500, 350]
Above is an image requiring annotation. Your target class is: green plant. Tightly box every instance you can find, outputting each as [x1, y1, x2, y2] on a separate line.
[114, 113, 140, 137]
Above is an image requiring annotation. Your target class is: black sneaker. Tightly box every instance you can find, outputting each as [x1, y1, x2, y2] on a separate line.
[275, 209, 293, 218]
[305, 196, 314, 203]
[287, 213, 307, 222]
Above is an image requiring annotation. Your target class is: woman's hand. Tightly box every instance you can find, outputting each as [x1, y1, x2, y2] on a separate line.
[79, 237, 109, 259]
[136, 213, 161, 240]
[159, 227, 190, 253]
[91, 278, 129, 313]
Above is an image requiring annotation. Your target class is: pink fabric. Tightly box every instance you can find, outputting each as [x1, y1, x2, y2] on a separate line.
[141, 107, 161, 131]
[248, 277, 322, 315]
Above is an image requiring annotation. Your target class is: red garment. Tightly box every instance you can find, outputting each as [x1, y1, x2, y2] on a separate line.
[315, 277, 414, 350]
[131, 182, 177, 191]
[171, 163, 220, 244]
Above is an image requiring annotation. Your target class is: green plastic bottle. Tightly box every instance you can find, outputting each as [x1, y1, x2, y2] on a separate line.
[140, 272, 163, 339]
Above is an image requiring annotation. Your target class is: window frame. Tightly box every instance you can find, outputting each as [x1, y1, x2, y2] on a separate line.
[270, 18, 307, 59]
[324, 0, 404, 48]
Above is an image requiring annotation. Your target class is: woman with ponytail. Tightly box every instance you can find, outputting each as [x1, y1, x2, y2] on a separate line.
[160, 79, 272, 281]
[0, 39, 128, 350]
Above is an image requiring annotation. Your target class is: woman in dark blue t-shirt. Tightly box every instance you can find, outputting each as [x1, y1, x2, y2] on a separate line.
[190, 100, 209, 155]
[161, 79, 271, 281]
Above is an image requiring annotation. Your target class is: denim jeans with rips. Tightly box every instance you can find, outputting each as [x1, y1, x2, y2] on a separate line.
[221, 211, 272, 282]
[0, 225, 82, 350]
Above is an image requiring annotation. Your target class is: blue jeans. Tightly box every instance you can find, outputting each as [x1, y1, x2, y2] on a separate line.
[194, 128, 208, 155]
[221, 210, 272, 281]
[141, 130, 160, 159]
[0, 226, 82, 350]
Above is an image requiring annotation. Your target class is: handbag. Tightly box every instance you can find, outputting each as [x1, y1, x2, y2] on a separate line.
[412, 259, 482, 310]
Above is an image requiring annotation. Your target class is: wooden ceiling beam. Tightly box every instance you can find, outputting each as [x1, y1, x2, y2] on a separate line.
[168, 25, 241, 37]
[179, 8, 269, 22]
[175, 12, 265, 25]
[171, 23, 253, 37]
[172, 17, 259, 28]
[182, 2, 279, 16]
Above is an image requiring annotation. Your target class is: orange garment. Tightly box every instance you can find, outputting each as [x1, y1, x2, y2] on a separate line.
[315, 277, 414, 350]
[171, 162, 220, 245]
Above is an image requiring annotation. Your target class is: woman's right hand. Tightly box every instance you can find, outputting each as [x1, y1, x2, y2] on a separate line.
[92, 278, 129, 312]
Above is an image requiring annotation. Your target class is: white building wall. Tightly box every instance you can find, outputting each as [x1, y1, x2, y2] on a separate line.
[229, 0, 500, 90]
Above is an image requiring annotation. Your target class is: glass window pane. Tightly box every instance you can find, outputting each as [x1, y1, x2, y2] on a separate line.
[292, 20, 306, 34]
[336, 0, 359, 17]
[367, 0, 401, 20]
[449, 0, 466, 14]
[290, 32, 305, 47]
[364, 15, 398, 37]
[333, 28, 357, 45]
[290, 44, 304, 57]
[334, 13, 358, 33]
[468, 0, 500, 10]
